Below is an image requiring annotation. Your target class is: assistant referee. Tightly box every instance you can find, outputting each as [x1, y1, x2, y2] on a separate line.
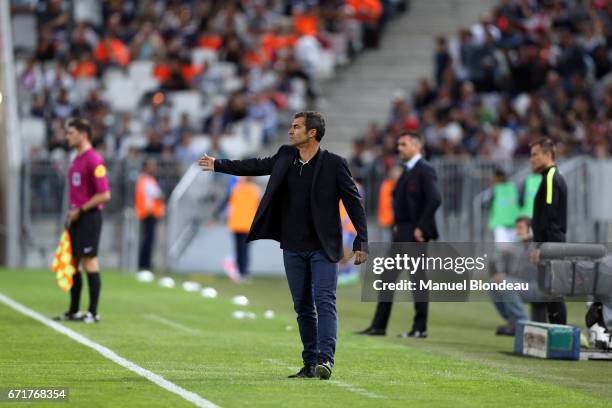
[54, 118, 111, 323]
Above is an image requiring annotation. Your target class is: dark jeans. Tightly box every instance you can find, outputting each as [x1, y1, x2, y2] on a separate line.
[234, 233, 249, 277]
[283, 249, 338, 366]
[138, 216, 157, 270]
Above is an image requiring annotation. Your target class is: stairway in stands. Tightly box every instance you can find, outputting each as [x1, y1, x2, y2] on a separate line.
[321, 0, 497, 156]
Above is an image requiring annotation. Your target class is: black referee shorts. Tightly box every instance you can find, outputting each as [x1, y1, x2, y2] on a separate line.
[69, 209, 103, 258]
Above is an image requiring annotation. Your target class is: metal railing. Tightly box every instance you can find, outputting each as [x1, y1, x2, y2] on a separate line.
[20, 156, 184, 270]
[167, 163, 229, 267]
[19, 154, 612, 272]
[360, 156, 610, 243]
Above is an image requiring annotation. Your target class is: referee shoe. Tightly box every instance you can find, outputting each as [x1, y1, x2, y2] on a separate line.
[79, 312, 101, 324]
[52, 311, 83, 321]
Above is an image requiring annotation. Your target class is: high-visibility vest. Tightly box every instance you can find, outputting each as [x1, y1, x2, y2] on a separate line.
[135, 174, 165, 220]
[520, 173, 542, 217]
[227, 180, 261, 233]
[377, 178, 395, 227]
[488, 182, 519, 229]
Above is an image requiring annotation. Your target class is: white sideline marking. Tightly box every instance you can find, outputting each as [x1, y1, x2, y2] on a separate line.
[144, 314, 202, 335]
[0, 293, 219, 408]
[265, 359, 384, 399]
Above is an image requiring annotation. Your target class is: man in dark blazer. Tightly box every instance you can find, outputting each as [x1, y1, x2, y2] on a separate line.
[199, 111, 368, 380]
[358, 131, 441, 338]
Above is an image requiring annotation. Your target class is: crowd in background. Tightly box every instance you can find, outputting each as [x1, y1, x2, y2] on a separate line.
[349, 0, 612, 184]
[14, 0, 406, 166]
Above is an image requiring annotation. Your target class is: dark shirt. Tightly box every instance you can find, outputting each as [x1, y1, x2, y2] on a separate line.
[280, 149, 322, 252]
[532, 166, 567, 243]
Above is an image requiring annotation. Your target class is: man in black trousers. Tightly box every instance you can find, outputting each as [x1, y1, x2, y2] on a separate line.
[358, 131, 441, 338]
[199, 111, 368, 380]
[529, 137, 568, 324]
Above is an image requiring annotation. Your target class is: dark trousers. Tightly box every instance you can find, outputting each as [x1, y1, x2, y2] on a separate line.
[370, 229, 429, 332]
[283, 249, 338, 365]
[233, 233, 250, 277]
[138, 216, 157, 270]
[371, 264, 429, 332]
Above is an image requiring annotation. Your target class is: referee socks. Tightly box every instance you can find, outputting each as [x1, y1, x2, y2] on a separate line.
[86, 272, 101, 316]
[68, 272, 83, 314]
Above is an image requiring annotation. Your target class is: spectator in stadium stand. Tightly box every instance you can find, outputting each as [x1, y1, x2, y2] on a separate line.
[143, 128, 164, 155]
[434, 36, 451, 87]
[160, 58, 190, 91]
[203, 100, 229, 137]
[130, 21, 166, 61]
[174, 131, 202, 169]
[71, 51, 98, 79]
[346, 0, 383, 48]
[135, 158, 166, 273]
[94, 33, 130, 68]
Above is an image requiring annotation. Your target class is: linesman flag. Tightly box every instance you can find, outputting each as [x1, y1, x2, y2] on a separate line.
[51, 230, 77, 292]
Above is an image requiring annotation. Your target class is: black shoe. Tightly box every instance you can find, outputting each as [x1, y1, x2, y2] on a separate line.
[398, 330, 428, 338]
[315, 361, 333, 380]
[495, 323, 515, 336]
[52, 311, 82, 321]
[355, 327, 386, 336]
[288, 365, 316, 378]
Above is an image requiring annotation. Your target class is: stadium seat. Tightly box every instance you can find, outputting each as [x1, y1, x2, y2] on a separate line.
[222, 76, 243, 94]
[287, 78, 307, 111]
[191, 49, 218, 67]
[233, 120, 264, 153]
[313, 50, 336, 80]
[118, 133, 148, 158]
[220, 134, 249, 158]
[128, 61, 154, 79]
[169, 91, 204, 126]
[104, 73, 139, 112]
[73, 78, 100, 105]
[102, 69, 126, 90]
[73, 0, 102, 26]
[11, 13, 36, 53]
[128, 61, 159, 95]
[190, 135, 211, 155]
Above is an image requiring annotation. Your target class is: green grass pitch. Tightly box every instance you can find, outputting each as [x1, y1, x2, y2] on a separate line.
[1, 268, 611, 407]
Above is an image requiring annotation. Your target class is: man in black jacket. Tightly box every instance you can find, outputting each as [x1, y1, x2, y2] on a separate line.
[358, 132, 441, 338]
[529, 137, 568, 324]
[199, 111, 368, 380]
